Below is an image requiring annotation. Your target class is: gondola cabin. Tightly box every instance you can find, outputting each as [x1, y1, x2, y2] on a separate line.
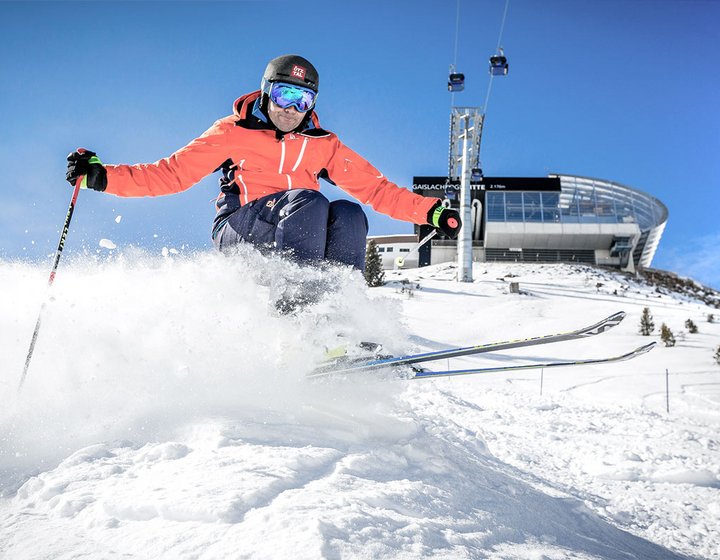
[489, 54, 508, 76]
[448, 72, 465, 92]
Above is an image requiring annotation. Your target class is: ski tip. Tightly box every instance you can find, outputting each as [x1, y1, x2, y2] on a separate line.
[582, 311, 627, 336]
[632, 342, 657, 357]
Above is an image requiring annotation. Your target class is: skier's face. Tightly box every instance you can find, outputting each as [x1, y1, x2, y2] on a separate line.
[268, 100, 305, 132]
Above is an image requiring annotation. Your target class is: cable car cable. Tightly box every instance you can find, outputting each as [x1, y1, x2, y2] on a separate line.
[495, 0, 510, 54]
[483, 0, 510, 115]
[453, 0, 461, 67]
[450, 0, 462, 105]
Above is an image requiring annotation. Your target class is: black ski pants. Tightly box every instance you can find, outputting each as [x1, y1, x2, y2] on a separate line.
[213, 189, 369, 270]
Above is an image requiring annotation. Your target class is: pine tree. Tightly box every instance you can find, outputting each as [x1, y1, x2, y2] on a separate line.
[639, 307, 655, 336]
[715, 345, 720, 366]
[660, 323, 676, 347]
[685, 319, 698, 334]
[364, 240, 385, 287]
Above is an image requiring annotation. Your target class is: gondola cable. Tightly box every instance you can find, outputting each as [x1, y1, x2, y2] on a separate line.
[483, 0, 510, 114]
[449, 0, 465, 99]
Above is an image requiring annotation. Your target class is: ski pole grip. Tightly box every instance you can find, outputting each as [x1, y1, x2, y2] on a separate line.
[73, 148, 88, 191]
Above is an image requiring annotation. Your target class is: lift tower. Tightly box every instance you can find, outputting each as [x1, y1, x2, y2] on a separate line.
[448, 107, 484, 283]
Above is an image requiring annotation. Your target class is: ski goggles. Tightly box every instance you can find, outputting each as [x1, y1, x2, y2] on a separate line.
[267, 82, 317, 112]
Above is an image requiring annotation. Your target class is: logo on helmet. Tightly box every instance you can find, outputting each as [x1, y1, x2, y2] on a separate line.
[291, 65, 306, 80]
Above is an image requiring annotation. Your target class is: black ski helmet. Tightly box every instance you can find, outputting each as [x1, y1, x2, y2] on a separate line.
[262, 54, 319, 93]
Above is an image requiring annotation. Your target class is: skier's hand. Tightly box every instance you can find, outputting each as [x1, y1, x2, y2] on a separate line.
[427, 202, 461, 239]
[66, 148, 107, 191]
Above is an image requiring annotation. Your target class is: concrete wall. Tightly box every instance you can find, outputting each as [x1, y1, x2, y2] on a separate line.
[484, 222, 640, 250]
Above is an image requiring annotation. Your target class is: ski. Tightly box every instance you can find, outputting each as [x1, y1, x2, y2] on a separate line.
[409, 342, 656, 380]
[309, 311, 627, 378]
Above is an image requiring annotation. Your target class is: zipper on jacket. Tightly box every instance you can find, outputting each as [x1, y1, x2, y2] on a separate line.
[291, 137, 309, 172]
[278, 137, 286, 174]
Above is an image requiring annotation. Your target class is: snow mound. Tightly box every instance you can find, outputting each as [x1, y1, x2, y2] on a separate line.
[0, 248, 407, 493]
[1, 256, 719, 559]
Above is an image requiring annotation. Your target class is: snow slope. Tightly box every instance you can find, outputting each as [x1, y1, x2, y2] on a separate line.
[1, 249, 718, 559]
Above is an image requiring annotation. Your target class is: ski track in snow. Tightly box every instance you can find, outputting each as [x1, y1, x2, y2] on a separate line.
[0, 252, 718, 559]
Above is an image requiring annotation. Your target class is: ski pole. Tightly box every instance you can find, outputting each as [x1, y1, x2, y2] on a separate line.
[394, 229, 437, 269]
[18, 173, 83, 392]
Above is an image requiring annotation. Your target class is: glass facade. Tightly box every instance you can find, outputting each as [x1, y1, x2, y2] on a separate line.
[486, 177, 666, 230]
[484, 175, 668, 267]
[486, 191, 564, 223]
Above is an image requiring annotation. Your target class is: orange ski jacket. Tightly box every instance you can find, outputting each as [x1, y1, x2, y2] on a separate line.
[105, 91, 439, 235]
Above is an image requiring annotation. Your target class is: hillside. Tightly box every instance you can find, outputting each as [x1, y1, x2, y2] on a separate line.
[1, 251, 718, 559]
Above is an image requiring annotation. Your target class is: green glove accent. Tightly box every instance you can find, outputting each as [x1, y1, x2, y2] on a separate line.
[78, 156, 104, 188]
[430, 205, 445, 228]
[427, 202, 462, 239]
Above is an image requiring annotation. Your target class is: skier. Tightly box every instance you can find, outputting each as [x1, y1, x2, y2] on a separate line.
[66, 54, 461, 271]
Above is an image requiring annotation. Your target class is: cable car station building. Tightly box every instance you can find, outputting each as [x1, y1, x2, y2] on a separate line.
[403, 174, 668, 271]
[369, 46, 669, 273]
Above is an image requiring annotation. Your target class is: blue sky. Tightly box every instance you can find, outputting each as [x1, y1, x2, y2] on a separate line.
[1, 0, 718, 287]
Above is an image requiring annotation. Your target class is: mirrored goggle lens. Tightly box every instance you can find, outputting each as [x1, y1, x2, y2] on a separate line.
[269, 83, 316, 112]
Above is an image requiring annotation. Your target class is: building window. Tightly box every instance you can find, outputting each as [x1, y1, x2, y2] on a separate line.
[505, 192, 524, 222]
[541, 192, 560, 222]
[523, 193, 542, 222]
[488, 191, 564, 223]
[559, 192, 580, 223]
[487, 192, 506, 221]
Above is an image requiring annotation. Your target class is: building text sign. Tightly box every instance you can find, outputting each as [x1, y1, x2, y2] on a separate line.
[412, 176, 561, 192]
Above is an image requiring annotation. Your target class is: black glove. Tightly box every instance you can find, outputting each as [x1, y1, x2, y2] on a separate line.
[66, 148, 107, 191]
[427, 202, 462, 239]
